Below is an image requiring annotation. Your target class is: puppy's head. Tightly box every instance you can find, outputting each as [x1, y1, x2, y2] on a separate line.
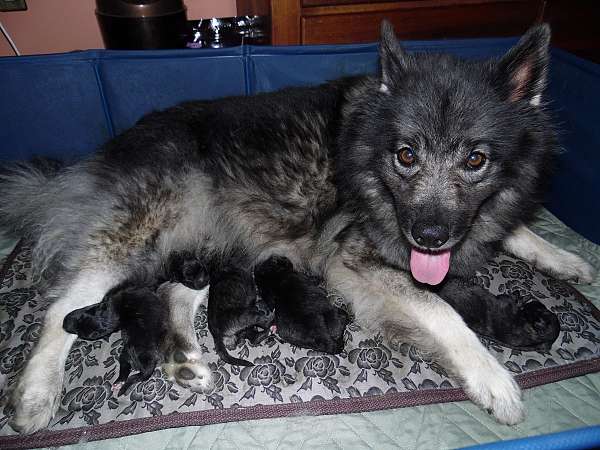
[63, 301, 120, 340]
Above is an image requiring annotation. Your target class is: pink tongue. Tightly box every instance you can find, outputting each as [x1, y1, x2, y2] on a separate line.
[410, 248, 451, 285]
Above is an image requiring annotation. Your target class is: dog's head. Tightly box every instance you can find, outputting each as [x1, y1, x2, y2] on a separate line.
[338, 22, 558, 284]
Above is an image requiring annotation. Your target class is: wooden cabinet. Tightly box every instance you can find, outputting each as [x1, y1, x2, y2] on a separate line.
[237, 0, 600, 62]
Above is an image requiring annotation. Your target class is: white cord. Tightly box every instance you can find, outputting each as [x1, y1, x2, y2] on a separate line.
[0, 20, 20, 56]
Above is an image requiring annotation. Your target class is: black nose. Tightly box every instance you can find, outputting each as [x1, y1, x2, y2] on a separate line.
[411, 222, 449, 248]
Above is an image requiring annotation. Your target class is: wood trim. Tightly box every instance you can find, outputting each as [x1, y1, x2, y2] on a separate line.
[301, 2, 540, 44]
[303, 0, 400, 6]
[301, 0, 529, 17]
[246, 0, 599, 61]
[270, 0, 301, 45]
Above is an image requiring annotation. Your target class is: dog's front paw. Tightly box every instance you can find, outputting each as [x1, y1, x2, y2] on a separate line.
[546, 250, 596, 284]
[463, 356, 524, 425]
[8, 368, 61, 434]
[162, 348, 214, 393]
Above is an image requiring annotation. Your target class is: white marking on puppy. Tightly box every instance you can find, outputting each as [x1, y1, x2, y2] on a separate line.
[10, 270, 119, 434]
[504, 225, 596, 283]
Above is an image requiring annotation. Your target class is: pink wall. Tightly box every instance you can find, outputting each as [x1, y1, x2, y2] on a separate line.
[0, 0, 236, 57]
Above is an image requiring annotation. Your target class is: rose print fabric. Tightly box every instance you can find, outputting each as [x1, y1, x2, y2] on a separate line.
[0, 246, 599, 445]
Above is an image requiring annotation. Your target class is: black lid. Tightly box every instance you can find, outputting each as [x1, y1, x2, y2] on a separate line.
[96, 0, 186, 18]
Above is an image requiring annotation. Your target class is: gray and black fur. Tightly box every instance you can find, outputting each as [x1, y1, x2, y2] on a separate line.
[3, 23, 592, 432]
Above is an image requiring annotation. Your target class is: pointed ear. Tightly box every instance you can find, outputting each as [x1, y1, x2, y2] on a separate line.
[379, 20, 407, 94]
[496, 24, 551, 106]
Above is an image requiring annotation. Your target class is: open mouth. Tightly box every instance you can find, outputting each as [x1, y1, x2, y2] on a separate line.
[409, 247, 451, 285]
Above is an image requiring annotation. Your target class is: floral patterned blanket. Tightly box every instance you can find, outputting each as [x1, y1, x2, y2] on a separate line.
[0, 243, 599, 449]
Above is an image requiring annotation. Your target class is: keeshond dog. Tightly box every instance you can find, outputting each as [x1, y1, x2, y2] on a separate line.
[1, 23, 595, 433]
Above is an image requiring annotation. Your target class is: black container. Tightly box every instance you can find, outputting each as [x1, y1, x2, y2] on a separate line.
[96, 0, 188, 50]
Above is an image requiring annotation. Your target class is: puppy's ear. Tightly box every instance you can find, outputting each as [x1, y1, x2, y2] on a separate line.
[379, 20, 407, 94]
[496, 24, 551, 106]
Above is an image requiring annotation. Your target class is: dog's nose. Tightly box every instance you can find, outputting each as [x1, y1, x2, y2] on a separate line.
[411, 222, 449, 248]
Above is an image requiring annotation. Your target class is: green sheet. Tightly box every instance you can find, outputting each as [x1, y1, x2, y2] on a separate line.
[5, 209, 592, 449]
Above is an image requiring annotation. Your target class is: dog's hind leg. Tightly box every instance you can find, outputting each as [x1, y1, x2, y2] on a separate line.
[9, 269, 119, 434]
[159, 282, 214, 392]
[326, 253, 524, 425]
[504, 224, 596, 283]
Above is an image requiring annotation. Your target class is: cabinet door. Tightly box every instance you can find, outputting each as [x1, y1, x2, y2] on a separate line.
[300, 0, 543, 45]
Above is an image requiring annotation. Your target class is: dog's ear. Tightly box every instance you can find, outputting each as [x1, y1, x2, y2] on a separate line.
[379, 20, 407, 94]
[496, 24, 551, 106]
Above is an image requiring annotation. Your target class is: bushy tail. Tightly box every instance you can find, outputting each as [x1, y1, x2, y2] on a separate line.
[0, 158, 63, 239]
[0, 157, 78, 280]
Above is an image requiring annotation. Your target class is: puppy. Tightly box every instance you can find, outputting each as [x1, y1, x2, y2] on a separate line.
[63, 251, 211, 395]
[254, 256, 350, 354]
[63, 282, 169, 395]
[165, 250, 210, 290]
[208, 264, 274, 366]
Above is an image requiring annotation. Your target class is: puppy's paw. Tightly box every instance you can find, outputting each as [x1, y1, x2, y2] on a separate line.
[463, 356, 524, 425]
[162, 348, 214, 393]
[8, 367, 61, 434]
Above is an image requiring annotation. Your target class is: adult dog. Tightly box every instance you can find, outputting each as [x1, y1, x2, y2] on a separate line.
[0, 23, 594, 432]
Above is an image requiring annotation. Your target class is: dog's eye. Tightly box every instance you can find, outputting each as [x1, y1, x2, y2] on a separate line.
[397, 146, 416, 167]
[466, 151, 486, 169]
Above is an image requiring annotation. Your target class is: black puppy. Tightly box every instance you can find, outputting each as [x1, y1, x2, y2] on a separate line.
[437, 278, 560, 351]
[63, 251, 210, 395]
[63, 282, 169, 395]
[208, 264, 274, 366]
[254, 255, 350, 354]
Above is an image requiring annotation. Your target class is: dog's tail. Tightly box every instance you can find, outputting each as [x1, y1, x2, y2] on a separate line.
[0, 157, 95, 279]
[214, 340, 253, 367]
[0, 158, 63, 237]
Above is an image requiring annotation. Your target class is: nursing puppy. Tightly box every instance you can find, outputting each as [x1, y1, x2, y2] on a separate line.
[254, 256, 350, 354]
[62, 251, 210, 394]
[437, 278, 561, 351]
[208, 263, 274, 367]
[63, 282, 168, 396]
[3, 23, 596, 432]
